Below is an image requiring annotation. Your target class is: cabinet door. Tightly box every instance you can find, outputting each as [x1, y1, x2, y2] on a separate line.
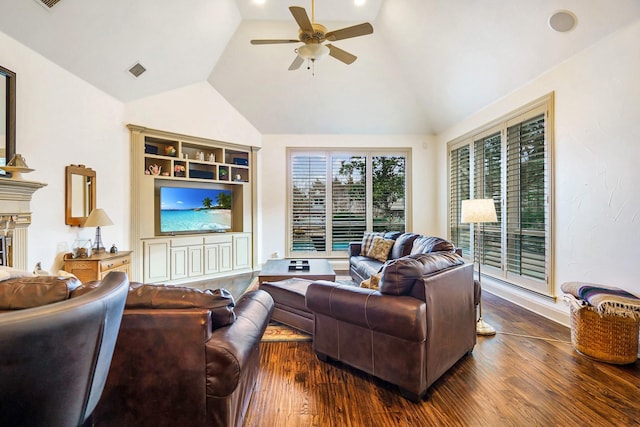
[204, 244, 219, 275]
[219, 242, 233, 272]
[233, 234, 251, 270]
[144, 239, 171, 283]
[188, 246, 204, 277]
[171, 246, 188, 280]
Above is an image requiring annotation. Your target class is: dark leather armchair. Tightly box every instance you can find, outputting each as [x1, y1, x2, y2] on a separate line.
[0, 271, 129, 427]
[307, 253, 476, 402]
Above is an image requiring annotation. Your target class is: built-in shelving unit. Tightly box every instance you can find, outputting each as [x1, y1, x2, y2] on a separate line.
[128, 125, 258, 284]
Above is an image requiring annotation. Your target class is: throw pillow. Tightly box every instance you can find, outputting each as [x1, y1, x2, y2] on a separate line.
[410, 236, 455, 255]
[360, 232, 384, 256]
[366, 236, 395, 262]
[360, 273, 381, 290]
[390, 233, 419, 259]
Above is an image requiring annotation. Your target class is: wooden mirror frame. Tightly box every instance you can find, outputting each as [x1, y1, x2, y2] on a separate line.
[1, 65, 16, 173]
[65, 164, 96, 226]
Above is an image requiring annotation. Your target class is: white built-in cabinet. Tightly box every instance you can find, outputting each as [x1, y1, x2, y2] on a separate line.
[129, 125, 258, 284]
[141, 233, 251, 284]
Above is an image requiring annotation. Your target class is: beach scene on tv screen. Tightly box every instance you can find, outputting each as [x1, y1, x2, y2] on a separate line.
[160, 187, 232, 232]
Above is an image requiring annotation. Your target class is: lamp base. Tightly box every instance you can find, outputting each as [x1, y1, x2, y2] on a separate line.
[476, 318, 496, 336]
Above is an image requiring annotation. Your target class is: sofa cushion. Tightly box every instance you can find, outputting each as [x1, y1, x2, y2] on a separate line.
[360, 232, 384, 256]
[350, 256, 384, 281]
[126, 283, 236, 329]
[0, 276, 82, 310]
[366, 236, 395, 262]
[380, 252, 464, 296]
[384, 231, 403, 241]
[390, 232, 419, 259]
[409, 236, 455, 255]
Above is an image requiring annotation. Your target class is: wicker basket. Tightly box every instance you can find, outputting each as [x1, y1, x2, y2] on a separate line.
[569, 303, 639, 364]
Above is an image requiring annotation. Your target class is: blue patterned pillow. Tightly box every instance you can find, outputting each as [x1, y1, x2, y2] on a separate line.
[360, 232, 384, 256]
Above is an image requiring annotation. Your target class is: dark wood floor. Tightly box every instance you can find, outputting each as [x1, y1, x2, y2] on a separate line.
[243, 291, 640, 426]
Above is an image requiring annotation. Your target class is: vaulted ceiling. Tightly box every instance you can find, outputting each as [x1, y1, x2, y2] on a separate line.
[1, 0, 639, 134]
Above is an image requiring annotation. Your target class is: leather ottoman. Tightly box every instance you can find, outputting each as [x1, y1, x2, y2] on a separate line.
[258, 278, 314, 334]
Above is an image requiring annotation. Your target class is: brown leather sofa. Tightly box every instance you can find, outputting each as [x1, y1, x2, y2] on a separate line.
[306, 252, 476, 402]
[349, 232, 459, 283]
[0, 271, 129, 427]
[89, 282, 274, 427]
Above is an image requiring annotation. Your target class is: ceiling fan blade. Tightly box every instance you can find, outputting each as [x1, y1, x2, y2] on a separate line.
[289, 6, 313, 33]
[325, 22, 373, 41]
[288, 55, 305, 71]
[251, 39, 300, 45]
[327, 44, 357, 65]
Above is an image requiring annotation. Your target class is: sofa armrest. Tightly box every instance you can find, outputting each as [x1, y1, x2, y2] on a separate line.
[348, 242, 362, 257]
[206, 290, 274, 397]
[306, 281, 426, 342]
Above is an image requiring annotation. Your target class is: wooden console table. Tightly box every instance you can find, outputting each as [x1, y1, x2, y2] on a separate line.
[63, 251, 132, 283]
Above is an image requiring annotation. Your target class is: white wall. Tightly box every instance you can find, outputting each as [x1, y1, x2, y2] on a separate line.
[124, 81, 261, 148]
[0, 30, 127, 273]
[1, 31, 262, 275]
[259, 134, 438, 266]
[436, 20, 640, 324]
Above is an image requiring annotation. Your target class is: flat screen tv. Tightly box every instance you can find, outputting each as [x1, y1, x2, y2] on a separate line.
[159, 186, 232, 234]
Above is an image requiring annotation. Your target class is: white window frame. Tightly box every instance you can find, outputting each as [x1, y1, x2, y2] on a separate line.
[447, 93, 555, 297]
[287, 148, 411, 259]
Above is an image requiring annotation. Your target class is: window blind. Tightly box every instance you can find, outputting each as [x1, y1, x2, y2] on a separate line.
[506, 113, 547, 282]
[290, 154, 327, 253]
[449, 145, 471, 257]
[474, 132, 502, 269]
[288, 149, 409, 257]
[447, 94, 553, 296]
[331, 155, 366, 251]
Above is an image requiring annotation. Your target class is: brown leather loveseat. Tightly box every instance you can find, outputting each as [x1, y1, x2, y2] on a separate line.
[89, 282, 274, 427]
[306, 252, 476, 402]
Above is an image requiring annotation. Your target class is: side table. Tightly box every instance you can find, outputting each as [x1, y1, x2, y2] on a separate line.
[63, 251, 132, 283]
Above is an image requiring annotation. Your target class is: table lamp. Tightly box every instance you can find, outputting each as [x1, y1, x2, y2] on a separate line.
[461, 198, 498, 336]
[84, 208, 113, 254]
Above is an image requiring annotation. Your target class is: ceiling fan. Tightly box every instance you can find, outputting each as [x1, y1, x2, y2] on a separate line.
[250, 0, 374, 71]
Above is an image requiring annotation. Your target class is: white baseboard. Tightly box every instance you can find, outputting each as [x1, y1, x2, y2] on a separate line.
[482, 276, 570, 328]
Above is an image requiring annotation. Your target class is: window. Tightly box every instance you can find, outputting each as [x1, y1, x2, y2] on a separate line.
[448, 95, 553, 296]
[288, 149, 409, 257]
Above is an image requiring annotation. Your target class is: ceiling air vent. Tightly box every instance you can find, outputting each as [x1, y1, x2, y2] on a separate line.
[34, 0, 62, 9]
[128, 62, 147, 78]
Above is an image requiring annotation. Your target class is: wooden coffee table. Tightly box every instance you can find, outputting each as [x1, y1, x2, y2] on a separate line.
[258, 259, 336, 283]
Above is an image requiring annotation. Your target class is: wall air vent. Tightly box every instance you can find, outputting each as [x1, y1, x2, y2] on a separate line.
[128, 62, 147, 78]
[34, 0, 62, 9]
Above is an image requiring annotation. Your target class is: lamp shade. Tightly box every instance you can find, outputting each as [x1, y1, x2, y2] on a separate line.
[84, 208, 114, 227]
[297, 43, 330, 61]
[461, 199, 497, 224]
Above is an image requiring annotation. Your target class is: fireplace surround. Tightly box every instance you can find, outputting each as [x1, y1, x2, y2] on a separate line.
[0, 178, 46, 270]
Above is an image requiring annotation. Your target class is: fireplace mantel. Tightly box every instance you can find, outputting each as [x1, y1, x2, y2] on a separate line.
[0, 178, 47, 269]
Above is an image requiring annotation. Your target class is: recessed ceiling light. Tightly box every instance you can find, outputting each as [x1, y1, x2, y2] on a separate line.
[253, 0, 266, 5]
[549, 10, 577, 33]
[355, 0, 366, 6]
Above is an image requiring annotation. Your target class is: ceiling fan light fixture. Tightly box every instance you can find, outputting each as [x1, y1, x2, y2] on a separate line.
[297, 43, 330, 61]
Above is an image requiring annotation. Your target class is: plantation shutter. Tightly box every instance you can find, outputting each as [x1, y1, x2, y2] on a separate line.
[506, 113, 548, 282]
[372, 155, 407, 233]
[290, 154, 328, 253]
[449, 145, 471, 257]
[331, 154, 366, 251]
[474, 132, 502, 270]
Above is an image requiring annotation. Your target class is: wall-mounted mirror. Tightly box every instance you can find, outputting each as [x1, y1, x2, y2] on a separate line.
[0, 65, 16, 174]
[65, 165, 96, 226]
